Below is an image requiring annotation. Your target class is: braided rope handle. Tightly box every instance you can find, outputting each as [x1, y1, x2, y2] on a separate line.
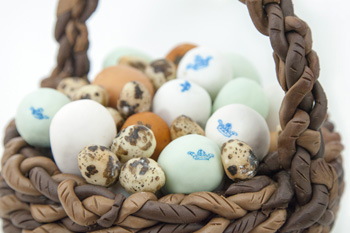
[0, 0, 345, 232]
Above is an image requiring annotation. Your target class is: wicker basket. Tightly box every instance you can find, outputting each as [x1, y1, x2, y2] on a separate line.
[0, 0, 345, 232]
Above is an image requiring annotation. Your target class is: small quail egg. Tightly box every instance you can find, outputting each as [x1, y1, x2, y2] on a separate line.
[118, 55, 149, 73]
[106, 107, 124, 131]
[145, 59, 176, 90]
[170, 115, 205, 140]
[57, 77, 89, 99]
[73, 85, 109, 106]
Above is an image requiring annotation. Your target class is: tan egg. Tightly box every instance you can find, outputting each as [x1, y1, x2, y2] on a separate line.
[111, 125, 156, 163]
[145, 59, 176, 90]
[119, 157, 165, 193]
[119, 55, 149, 73]
[78, 145, 121, 187]
[73, 85, 109, 106]
[117, 81, 152, 118]
[170, 115, 205, 140]
[106, 107, 124, 131]
[57, 77, 89, 99]
[221, 139, 259, 181]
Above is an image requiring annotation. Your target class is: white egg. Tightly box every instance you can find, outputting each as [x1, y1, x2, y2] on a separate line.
[50, 100, 117, 175]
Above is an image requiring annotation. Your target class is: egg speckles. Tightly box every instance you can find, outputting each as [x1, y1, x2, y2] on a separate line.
[170, 115, 205, 140]
[78, 145, 121, 187]
[221, 139, 259, 181]
[57, 77, 89, 99]
[119, 157, 165, 193]
[117, 81, 152, 118]
[145, 59, 176, 90]
[111, 125, 156, 163]
[73, 85, 109, 106]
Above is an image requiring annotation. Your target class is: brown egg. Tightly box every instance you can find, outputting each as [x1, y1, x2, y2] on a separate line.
[92, 65, 154, 107]
[165, 43, 197, 68]
[122, 112, 171, 161]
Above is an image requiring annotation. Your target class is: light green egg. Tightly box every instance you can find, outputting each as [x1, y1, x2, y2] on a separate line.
[157, 134, 223, 194]
[103, 47, 153, 68]
[15, 88, 70, 147]
[213, 77, 269, 118]
[224, 52, 261, 84]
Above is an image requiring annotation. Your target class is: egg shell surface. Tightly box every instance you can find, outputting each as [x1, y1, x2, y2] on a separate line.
[103, 47, 152, 68]
[93, 65, 154, 107]
[205, 104, 270, 161]
[152, 79, 211, 128]
[50, 100, 117, 175]
[157, 134, 223, 194]
[165, 43, 197, 67]
[177, 46, 232, 99]
[213, 77, 269, 118]
[121, 112, 171, 161]
[15, 88, 70, 147]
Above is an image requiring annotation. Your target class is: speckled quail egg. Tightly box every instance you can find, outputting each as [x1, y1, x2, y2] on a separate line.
[106, 107, 124, 131]
[57, 77, 89, 99]
[145, 59, 176, 90]
[78, 145, 121, 187]
[117, 81, 152, 118]
[221, 139, 259, 181]
[119, 157, 165, 193]
[118, 55, 149, 73]
[111, 125, 156, 163]
[170, 115, 205, 140]
[73, 84, 109, 106]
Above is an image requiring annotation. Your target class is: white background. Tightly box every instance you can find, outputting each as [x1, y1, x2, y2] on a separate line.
[0, 0, 349, 232]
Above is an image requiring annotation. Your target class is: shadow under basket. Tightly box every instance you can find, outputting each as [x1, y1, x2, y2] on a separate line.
[0, 0, 345, 232]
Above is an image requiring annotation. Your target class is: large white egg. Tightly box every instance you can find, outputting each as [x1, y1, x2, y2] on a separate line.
[50, 100, 117, 175]
[177, 46, 232, 99]
[152, 79, 211, 128]
[205, 104, 270, 161]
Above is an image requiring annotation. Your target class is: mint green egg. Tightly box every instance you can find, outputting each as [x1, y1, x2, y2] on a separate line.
[224, 52, 261, 84]
[213, 77, 269, 118]
[15, 88, 70, 147]
[157, 134, 223, 194]
[103, 47, 153, 68]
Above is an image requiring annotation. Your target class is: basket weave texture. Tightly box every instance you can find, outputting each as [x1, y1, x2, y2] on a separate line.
[0, 0, 345, 232]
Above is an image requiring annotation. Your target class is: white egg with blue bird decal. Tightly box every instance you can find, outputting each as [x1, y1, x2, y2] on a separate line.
[177, 46, 232, 99]
[205, 104, 270, 161]
[157, 134, 223, 194]
[15, 88, 70, 147]
[152, 79, 211, 128]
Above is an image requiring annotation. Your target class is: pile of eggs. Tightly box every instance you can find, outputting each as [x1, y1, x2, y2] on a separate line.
[15, 43, 284, 195]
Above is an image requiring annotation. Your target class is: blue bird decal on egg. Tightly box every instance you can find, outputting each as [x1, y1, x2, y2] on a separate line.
[180, 80, 191, 92]
[187, 149, 214, 160]
[186, 55, 213, 70]
[217, 119, 238, 137]
[30, 107, 49, 120]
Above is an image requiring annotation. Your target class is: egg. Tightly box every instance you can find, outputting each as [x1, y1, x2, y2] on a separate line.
[157, 135, 223, 194]
[57, 77, 89, 99]
[50, 100, 117, 175]
[103, 47, 152, 68]
[15, 88, 70, 147]
[152, 79, 211, 128]
[121, 112, 171, 161]
[78, 145, 121, 187]
[118, 55, 149, 73]
[177, 46, 232, 99]
[170, 115, 205, 140]
[73, 84, 109, 106]
[106, 107, 124, 131]
[165, 43, 197, 68]
[205, 104, 270, 161]
[111, 125, 156, 163]
[224, 52, 261, 84]
[119, 157, 165, 193]
[213, 77, 269, 118]
[221, 140, 259, 181]
[264, 83, 285, 131]
[117, 81, 152, 118]
[145, 59, 176, 90]
[93, 65, 154, 107]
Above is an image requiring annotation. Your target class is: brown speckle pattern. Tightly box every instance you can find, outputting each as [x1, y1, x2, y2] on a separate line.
[170, 115, 204, 141]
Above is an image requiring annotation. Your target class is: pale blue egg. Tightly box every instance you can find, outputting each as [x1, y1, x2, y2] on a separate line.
[157, 134, 223, 194]
[15, 88, 70, 147]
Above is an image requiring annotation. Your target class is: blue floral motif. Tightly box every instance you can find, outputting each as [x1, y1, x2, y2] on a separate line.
[186, 55, 213, 70]
[187, 149, 214, 160]
[180, 80, 191, 92]
[217, 119, 238, 137]
[30, 107, 49, 120]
